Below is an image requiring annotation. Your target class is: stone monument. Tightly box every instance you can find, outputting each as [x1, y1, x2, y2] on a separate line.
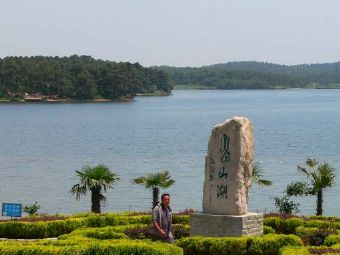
[190, 116, 263, 237]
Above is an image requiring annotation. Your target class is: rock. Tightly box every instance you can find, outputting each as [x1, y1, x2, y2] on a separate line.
[202, 116, 254, 215]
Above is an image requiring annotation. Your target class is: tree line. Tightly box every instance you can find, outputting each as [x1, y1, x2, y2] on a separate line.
[156, 61, 340, 89]
[0, 55, 173, 100]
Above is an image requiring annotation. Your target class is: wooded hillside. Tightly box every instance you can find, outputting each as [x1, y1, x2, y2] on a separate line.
[0, 55, 172, 100]
[156, 61, 340, 89]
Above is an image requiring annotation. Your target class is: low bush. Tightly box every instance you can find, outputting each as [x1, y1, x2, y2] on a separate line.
[176, 234, 302, 255]
[124, 224, 190, 240]
[281, 246, 340, 255]
[325, 234, 340, 246]
[296, 226, 339, 246]
[280, 246, 314, 255]
[264, 217, 287, 234]
[0, 218, 84, 239]
[123, 225, 153, 240]
[0, 213, 189, 239]
[73, 226, 129, 240]
[0, 239, 183, 255]
[264, 216, 340, 235]
[308, 216, 340, 222]
[264, 226, 276, 234]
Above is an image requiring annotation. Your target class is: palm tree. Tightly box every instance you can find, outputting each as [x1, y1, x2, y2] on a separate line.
[297, 158, 336, 216]
[70, 164, 120, 213]
[251, 162, 273, 187]
[246, 162, 272, 202]
[132, 171, 175, 208]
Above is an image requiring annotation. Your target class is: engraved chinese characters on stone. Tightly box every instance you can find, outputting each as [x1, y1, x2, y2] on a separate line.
[203, 116, 254, 215]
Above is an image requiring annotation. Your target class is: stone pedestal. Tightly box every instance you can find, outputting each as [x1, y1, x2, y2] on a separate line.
[190, 212, 263, 237]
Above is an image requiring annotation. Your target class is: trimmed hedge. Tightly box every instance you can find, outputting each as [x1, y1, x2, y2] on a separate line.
[264, 217, 340, 235]
[0, 218, 84, 239]
[280, 246, 313, 255]
[264, 226, 276, 234]
[0, 239, 183, 255]
[296, 226, 339, 246]
[176, 234, 303, 255]
[325, 234, 340, 246]
[0, 213, 189, 239]
[280, 246, 340, 255]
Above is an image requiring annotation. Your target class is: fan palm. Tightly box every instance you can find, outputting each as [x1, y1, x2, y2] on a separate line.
[132, 171, 175, 208]
[251, 162, 273, 187]
[70, 164, 120, 213]
[297, 158, 336, 216]
[246, 162, 272, 202]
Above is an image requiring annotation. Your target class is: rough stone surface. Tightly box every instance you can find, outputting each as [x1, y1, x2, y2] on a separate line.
[203, 116, 254, 215]
[190, 212, 263, 237]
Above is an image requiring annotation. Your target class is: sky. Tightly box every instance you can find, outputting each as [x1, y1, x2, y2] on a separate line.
[1, 0, 340, 67]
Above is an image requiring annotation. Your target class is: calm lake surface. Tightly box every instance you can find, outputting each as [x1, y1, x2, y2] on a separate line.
[1, 90, 340, 216]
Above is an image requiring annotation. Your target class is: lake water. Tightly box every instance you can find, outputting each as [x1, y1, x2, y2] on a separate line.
[0, 90, 340, 217]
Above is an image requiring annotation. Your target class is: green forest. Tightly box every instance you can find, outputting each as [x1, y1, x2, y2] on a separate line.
[157, 61, 340, 89]
[0, 55, 172, 101]
[2, 57, 340, 101]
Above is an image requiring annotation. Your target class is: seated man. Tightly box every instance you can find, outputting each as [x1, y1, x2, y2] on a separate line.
[152, 193, 174, 243]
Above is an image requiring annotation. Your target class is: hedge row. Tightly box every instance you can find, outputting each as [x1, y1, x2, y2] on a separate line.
[60, 224, 190, 241]
[176, 234, 303, 255]
[280, 246, 340, 255]
[0, 239, 183, 255]
[0, 218, 83, 239]
[0, 213, 189, 239]
[264, 226, 276, 234]
[325, 234, 340, 246]
[264, 217, 340, 235]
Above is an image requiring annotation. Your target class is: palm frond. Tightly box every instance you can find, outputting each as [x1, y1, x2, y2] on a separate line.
[297, 165, 310, 176]
[306, 158, 318, 168]
[70, 184, 87, 201]
[71, 164, 119, 200]
[132, 170, 175, 190]
[251, 162, 272, 187]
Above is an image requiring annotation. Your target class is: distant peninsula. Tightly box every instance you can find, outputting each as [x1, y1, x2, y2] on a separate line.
[0, 55, 173, 102]
[2, 57, 340, 103]
[155, 61, 340, 90]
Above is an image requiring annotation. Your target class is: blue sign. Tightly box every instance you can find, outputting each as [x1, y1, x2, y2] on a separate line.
[2, 203, 22, 217]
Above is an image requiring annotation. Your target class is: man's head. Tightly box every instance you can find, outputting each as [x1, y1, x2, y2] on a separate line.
[161, 193, 170, 207]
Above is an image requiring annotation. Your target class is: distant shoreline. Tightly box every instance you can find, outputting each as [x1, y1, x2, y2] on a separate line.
[0, 93, 172, 104]
[0, 98, 134, 104]
[174, 84, 340, 90]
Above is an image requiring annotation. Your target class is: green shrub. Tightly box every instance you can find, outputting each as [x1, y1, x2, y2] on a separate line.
[296, 226, 339, 246]
[325, 234, 340, 246]
[83, 214, 129, 227]
[264, 226, 276, 234]
[0, 218, 84, 239]
[280, 246, 311, 255]
[172, 224, 190, 239]
[173, 214, 190, 224]
[280, 246, 340, 255]
[248, 234, 303, 255]
[308, 216, 340, 222]
[285, 218, 306, 234]
[296, 226, 320, 238]
[75, 226, 129, 240]
[305, 220, 340, 230]
[264, 216, 340, 235]
[264, 217, 287, 234]
[123, 224, 190, 240]
[176, 234, 302, 255]
[264, 217, 304, 234]
[0, 239, 183, 255]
